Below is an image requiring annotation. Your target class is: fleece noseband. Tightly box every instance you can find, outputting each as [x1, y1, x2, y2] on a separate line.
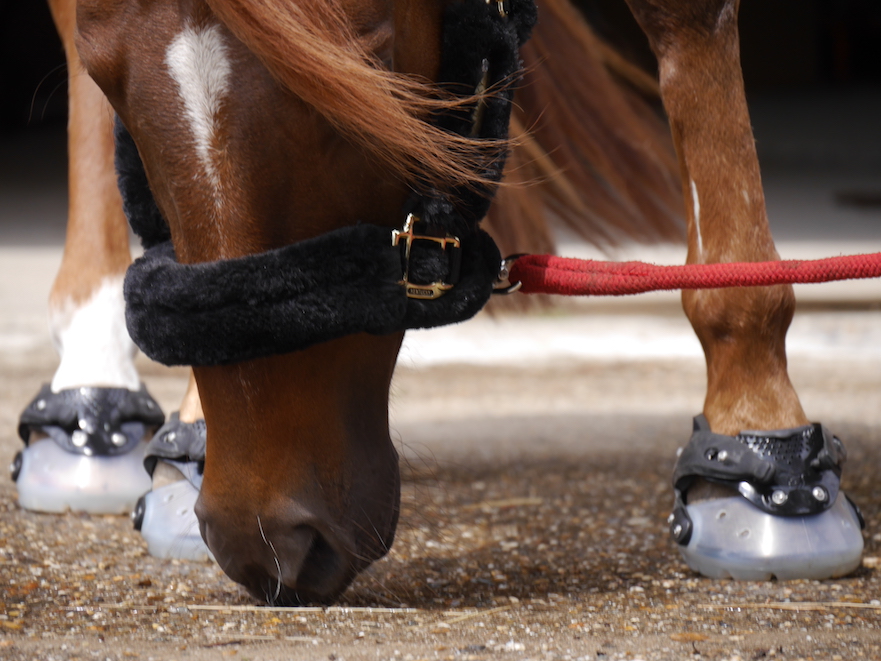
[118, 0, 536, 366]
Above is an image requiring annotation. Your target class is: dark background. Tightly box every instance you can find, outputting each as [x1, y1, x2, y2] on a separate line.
[2, 0, 881, 132]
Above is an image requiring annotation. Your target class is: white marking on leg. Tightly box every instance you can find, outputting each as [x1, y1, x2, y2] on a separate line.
[690, 179, 703, 258]
[166, 23, 231, 198]
[49, 276, 139, 392]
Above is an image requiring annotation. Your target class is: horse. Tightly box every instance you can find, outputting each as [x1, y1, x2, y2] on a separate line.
[13, 0, 862, 604]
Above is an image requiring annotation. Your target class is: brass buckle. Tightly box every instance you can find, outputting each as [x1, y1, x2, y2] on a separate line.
[391, 213, 461, 300]
[486, 0, 510, 18]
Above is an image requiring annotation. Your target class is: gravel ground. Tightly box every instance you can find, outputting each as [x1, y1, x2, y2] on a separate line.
[5, 90, 881, 660]
[2, 329, 881, 660]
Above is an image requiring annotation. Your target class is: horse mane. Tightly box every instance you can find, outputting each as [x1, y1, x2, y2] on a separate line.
[208, 0, 682, 253]
[204, 0, 503, 191]
[484, 0, 684, 255]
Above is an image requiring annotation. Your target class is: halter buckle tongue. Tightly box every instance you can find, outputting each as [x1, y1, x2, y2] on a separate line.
[392, 213, 462, 300]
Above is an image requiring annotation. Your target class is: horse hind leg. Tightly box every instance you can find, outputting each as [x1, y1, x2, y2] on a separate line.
[623, 0, 863, 580]
[13, 0, 162, 514]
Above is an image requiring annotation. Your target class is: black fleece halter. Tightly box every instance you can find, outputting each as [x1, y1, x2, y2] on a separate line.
[119, 0, 536, 366]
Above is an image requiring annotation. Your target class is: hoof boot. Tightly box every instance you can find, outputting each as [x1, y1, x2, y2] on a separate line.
[134, 469, 213, 562]
[671, 415, 864, 580]
[136, 414, 212, 561]
[14, 384, 162, 514]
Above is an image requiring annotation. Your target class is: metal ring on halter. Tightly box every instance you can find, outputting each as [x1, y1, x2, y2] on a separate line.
[492, 254, 524, 295]
[670, 415, 864, 580]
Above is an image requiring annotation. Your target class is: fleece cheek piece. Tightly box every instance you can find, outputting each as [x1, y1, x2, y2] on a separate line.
[124, 223, 500, 366]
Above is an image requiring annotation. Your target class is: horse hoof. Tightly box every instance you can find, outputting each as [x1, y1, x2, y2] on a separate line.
[136, 413, 212, 561]
[13, 437, 153, 514]
[670, 415, 865, 580]
[14, 384, 163, 514]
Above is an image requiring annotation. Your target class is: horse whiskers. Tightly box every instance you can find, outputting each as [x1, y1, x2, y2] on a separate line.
[354, 505, 389, 554]
[256, 515, 283, 604]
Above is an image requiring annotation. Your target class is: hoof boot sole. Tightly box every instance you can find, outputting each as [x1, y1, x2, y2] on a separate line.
[15, 438, 151, 514]
[679, 493, 863, 580]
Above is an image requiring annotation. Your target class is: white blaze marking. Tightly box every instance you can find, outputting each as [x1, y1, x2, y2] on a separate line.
[166, 24, 231, 196]
[690, 179, 703, 257]
[658, 57, 677, 87]
[49, 276, 139, 392]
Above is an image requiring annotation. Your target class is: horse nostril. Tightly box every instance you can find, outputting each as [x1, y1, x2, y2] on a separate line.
[298, 528, 344, 588]
[206, 521, 353, 606]
[266, 525, 349, 605]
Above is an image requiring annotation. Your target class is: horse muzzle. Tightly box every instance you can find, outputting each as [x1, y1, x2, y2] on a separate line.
[195, 495, 394, 605]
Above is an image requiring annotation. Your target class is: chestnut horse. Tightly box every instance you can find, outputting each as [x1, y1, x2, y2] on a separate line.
[18, 0, 860, 603]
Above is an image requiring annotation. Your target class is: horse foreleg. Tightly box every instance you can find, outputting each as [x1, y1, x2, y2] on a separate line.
[624, 0, 863, 580]
[13, 0, 161, 514]
[623, 0, 804, 434]
[46, 0, 135, 391]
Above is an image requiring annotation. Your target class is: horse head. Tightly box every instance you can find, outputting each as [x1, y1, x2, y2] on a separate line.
[74, 0, 524, 603]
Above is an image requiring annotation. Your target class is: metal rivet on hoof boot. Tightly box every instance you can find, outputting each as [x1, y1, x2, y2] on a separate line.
[71, 430, 89, 448]
[812, 486, 829, 502]
[10, 452, 23, 482]
[132, 495, 146, 531]
[111, 432, 128, 447]
[771, 490, 788, 505]
[717, 450, 729, 463]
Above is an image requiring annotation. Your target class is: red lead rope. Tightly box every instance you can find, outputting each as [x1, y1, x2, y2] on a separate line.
[507, 252, 881, 297]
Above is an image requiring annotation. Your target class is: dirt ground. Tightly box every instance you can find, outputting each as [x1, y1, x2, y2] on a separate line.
[2, 316, 881, 661]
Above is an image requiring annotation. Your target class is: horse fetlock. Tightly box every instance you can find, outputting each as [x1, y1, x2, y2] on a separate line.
[49, 275, 139, 392]
[682, 283, 807, 434]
